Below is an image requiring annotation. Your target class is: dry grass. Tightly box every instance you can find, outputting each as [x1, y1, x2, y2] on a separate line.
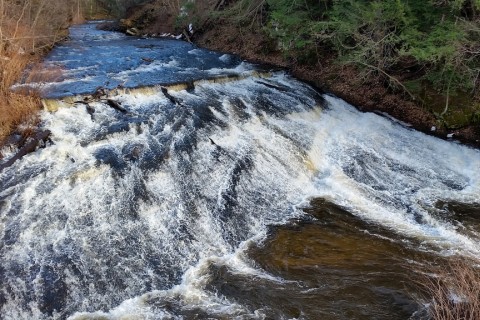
[418, 257, 480, 320]
[0, 0, 114, 149]
[0, 51, 42, 146]
[0, 0, 76, 147]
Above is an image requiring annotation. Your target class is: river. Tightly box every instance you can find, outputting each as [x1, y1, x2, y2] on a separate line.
[1, 21, 480, 320]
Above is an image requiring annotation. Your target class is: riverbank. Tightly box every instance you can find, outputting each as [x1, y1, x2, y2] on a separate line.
[0, 1, 111, 160]
[198, 31, 479, 147]
[118, 0, 480, 148]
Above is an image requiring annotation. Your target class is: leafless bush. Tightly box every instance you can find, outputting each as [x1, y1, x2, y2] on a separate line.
[0, 0, 86, 145]
[218, 0, 267, 27]
[417, 257, 480, 320]
[96, 0, 151, 16]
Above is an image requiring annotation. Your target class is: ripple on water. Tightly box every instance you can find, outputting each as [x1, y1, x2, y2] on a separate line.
[204, 198, 447, 320]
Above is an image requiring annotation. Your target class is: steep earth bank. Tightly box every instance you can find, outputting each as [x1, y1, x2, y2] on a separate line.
[119, 0, 480, 149]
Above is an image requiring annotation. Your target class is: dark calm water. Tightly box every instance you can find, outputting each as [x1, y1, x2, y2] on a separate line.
[1, 22, 480, 319]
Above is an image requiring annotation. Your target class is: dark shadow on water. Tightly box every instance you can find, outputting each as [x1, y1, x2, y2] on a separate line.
[206, 198, 441, 319]
[433, 201, 480, 239]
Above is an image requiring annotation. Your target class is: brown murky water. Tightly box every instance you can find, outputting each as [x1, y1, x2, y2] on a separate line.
[204, 199, 479, 319]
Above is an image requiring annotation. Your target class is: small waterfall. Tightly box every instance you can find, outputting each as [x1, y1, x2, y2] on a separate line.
[1, 22, 480, 319]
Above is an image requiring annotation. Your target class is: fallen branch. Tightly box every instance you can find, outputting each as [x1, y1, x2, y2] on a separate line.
[106, 99, 128, 114]
[0, 130, 51, 172]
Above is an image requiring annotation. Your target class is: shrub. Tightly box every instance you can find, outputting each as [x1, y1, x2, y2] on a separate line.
[417, 258, 480, 320]
[263, 0, 480, 105]
[0, 0, 106, 146]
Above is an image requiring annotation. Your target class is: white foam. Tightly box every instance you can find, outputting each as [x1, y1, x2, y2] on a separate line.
[307, 95, 480, 255]
[187, 48, 203, 55]
[219, 54, 233, 63]
[2, 72, 480, 319]
[113, 59, 180, 80]
[206, 61, 253, 75]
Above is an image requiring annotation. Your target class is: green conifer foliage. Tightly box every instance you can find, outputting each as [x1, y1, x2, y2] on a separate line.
[265, 0, 480, 104]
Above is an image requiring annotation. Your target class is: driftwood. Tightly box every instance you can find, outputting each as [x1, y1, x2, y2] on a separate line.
[106, 99, 128, 113]
[0, 130, 51, 172]
[126, 27, 140, 36]
[92, 87, 107, 100]
[75, 88, 128, 115]
[182, 30, 192, 43]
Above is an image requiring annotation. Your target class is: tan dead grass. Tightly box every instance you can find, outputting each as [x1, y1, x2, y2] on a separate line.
[0, 93, 40, 142]
[418, 257, 480, 320]
[0, 0, 77, 147]
[0, 50, 42, 145]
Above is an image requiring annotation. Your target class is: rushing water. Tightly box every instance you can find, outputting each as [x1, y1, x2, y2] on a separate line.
[1, 22, 480, 320]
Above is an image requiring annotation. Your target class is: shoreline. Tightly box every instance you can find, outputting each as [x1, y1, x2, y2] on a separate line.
[3, 17, 479, 170]
[190, 25, 480, 149]
[108, 1, 480, 149]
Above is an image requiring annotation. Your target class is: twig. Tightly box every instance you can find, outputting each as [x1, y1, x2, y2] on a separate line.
[440, 76, 452, 117]
[352, 60, 417, 101]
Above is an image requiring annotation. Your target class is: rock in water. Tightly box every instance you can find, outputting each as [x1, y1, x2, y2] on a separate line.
[0, 130, 51, 171]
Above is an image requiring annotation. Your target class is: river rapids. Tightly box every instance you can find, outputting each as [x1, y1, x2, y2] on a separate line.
[1, 22, 480, 320]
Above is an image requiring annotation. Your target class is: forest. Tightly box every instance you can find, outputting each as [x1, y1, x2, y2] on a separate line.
[189, 0, 480, 132]
[263, 0, 480, 125]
